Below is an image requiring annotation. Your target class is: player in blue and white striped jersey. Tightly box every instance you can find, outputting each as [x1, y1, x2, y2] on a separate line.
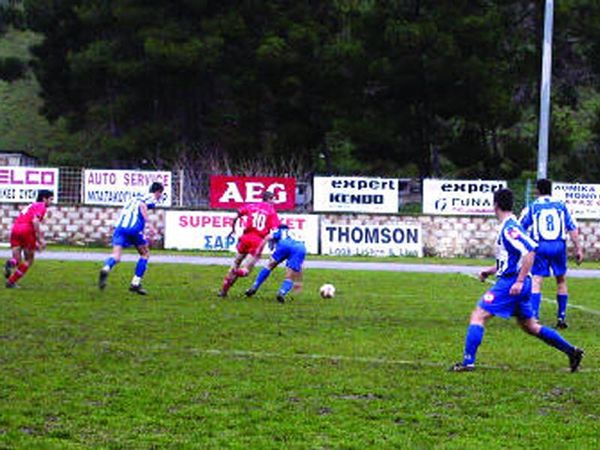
[451, 188, 583, 372]
[98, 182, 164, 295]
[519, 179, 583, 328]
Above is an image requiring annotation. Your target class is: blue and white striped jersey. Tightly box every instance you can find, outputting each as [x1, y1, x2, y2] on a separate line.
[114, 194, 156, 232]
[519, 196, 577, 242]
[495, 215, 538, 278]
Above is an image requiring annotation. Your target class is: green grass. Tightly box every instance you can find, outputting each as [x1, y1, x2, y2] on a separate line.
[1, 261, 599, 448]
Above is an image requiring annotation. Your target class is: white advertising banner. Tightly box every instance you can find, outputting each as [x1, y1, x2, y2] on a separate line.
[321, 221, 423, 257]
[552, 182, 600, 219]
[423, 179, 507, 215]
[313, 176, 399, 213]
[164, 211, 319, 254]
[0, 166, 59, 203]
[83, 169, 172, 206]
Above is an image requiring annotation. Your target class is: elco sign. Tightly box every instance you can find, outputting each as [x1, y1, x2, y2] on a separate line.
[209, 175, 296, 210]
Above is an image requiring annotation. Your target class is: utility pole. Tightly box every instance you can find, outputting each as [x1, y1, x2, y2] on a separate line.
[537, 0, 554, 179]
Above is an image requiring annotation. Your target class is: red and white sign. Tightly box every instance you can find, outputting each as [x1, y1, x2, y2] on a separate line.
[0, 166, 59, 203]
[83, 169, 172, 206]
[164, 210, 318, 253]
[210, 175, 296, 210]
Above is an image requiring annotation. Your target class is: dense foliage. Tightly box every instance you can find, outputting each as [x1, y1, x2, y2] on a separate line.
[3, 0, 600, 179]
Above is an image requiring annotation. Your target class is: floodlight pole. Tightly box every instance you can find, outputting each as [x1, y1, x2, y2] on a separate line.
[537, 0, 554, 179]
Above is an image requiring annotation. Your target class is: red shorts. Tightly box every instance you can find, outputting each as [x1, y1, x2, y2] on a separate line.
[10, 225, 37, 250]
[237, 233, 265, 257]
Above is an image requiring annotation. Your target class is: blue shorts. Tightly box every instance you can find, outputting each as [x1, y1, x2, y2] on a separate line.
[112, 227, 147, 248]
[532, 241, 567, 277]
[272, 241, 306, 272]
[477, 276, 535, 320]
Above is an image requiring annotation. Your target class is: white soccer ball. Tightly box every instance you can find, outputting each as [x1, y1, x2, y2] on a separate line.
[319, 283, 336, 299]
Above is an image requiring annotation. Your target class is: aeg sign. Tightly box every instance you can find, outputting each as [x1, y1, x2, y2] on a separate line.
[209, 175, 296, 210]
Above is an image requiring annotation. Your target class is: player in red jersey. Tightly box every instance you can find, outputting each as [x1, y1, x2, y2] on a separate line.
[5, 189, 54, 288]
[218, 191, 280, 297]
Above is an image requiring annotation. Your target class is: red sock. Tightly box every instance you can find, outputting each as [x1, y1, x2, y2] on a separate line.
[221, 272, 238, 294]
[235, 268, 249, 277]
[9, 262, 29, 284]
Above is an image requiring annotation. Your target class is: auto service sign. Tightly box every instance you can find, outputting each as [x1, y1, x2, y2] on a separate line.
[83, 169, 172, 206]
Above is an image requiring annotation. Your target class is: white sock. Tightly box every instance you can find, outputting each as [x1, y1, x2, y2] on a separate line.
[131, 276, 142, 286]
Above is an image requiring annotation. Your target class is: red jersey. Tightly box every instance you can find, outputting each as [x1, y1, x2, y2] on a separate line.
[238, 202, 280, 238]
[14, 202, 47, 228]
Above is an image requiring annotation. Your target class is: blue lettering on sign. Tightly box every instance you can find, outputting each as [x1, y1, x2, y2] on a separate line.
[204, 235, 237, 250]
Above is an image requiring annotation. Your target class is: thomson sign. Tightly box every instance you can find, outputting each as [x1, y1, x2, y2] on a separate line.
[313, 176, 399, 213]
[423, 179, 507, 216]
[321, 222, 422, 257]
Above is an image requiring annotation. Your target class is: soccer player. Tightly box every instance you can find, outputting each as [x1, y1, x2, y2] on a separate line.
[5, 189, 54, 288]
[519, 178, 583, 329]
[218, 190, 280, 297]
[98, 182, 164, 295]
[451, 188, 584, 372]
[244, 224, 307, 303]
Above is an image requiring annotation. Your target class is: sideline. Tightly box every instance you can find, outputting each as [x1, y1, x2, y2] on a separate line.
[1, 249, 600, 278]
[195, 348, 598, 373]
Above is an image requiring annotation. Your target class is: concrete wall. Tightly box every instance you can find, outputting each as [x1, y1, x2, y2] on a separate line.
[2, 204, 598, 259]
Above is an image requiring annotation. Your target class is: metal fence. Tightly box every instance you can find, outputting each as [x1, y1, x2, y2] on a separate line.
[57, 167, 321, 210]
[57, 168, 537, 213]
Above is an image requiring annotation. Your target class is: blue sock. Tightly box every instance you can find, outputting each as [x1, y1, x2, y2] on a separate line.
[463, 324, 485, 366]
[253, 268, 271, 290]
[530, 293, 542, 319]
[557, 294, 568, 321]
[104, 256, 117, 270]
[537, 326, 574, 354]
[278, 279, 294, 296]
[135, 258, 148, 278]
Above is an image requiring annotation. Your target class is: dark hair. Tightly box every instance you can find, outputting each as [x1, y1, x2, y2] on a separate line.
[149, 182, 164, 193]
[493, 188, 513, 212]
[536, 178, 552, 196]
[36, 189, 54, 202]
[262, 191, 275, 201]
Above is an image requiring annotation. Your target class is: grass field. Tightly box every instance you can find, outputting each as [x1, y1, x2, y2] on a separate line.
[1, 260, 599, 448]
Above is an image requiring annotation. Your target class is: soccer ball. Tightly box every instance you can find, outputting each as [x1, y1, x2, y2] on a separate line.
[319, 283, 336, 299]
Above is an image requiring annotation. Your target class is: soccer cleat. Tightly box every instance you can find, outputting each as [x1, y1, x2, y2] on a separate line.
[129, 284, 147, 295]
[569, 348, 584, 373]
[276, 293, 286, 304]
[244, 287, 256, 297]
[5, 281, 19, 289]
[449, 362, 475, 372]
[217, 289, 227, 298]
[98, 269, 109, 290]
[556, 319, 568, 330]
[4, 260, 13, 279]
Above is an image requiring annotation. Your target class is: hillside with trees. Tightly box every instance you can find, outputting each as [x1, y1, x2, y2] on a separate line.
[2, 0, 600, 180]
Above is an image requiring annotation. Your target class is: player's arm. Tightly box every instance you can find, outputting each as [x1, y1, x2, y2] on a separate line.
[32, 216, 45, 250]
[568, 228, 584, 264]
[227, 211, 244, 239]
[478, 265, 497, 282]
[509, 250, 535, 295]
[140, 202, 157, 238]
